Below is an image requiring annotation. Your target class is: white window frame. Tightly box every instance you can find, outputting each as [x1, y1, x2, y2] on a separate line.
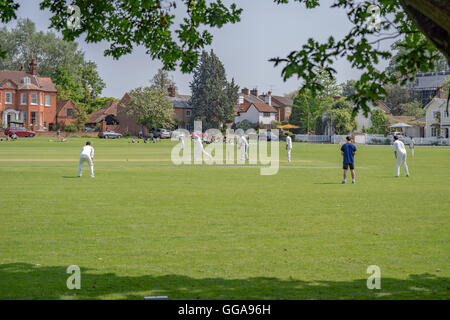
[21, 93, 27, 105]
[5, 92, 12, 104]
[30, 93, 38, 105]
[186, 110, 191, 117]
[45, 94, 51, 106]
[30, 112, 37, 125]
[431, 127, 437, 137]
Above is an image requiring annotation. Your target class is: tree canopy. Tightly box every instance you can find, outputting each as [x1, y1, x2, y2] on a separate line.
[190, 50, 238, 129]
[0, 1, 449, 115]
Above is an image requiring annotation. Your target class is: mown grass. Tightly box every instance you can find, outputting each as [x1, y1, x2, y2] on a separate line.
[0, 137, 448, 299]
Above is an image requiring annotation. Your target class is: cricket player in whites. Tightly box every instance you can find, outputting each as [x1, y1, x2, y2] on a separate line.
[393, 135, 409, 177]
[78, 141, 95, 178]
[285, 133, 292, 162]
[193, 134, 212, 161]
[238, 134, 249, 161]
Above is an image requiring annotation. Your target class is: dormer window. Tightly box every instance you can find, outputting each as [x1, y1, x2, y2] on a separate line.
[22, 77, 31, 84]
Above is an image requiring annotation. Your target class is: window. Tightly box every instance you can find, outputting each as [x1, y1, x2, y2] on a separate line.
[30, 93, 38, 105]
[67, 108, 73, 118]
[45, 95, 51, 106]
[186, 110, 191, 117]
[40, 112, 43, 126]
[40, 93, 43, 105]
[20, 111, 26, 122]
[30, 112, 37, 125]
[5, 92, 12, 104]
[263, 112, 271, 117]
[186, 123, 191, 131]
[431, 127, 437, 137]
[20, 93, 27, 105]
[285, 107, 291, 113]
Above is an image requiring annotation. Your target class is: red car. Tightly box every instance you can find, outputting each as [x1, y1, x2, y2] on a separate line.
[5, 127, 36, 137]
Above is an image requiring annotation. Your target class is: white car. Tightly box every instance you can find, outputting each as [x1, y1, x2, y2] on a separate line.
[159, 129, 171, 139]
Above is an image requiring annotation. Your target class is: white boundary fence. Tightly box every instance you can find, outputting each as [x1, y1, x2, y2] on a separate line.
[294, 135, 330, 143]
[294, 134, 450, 146]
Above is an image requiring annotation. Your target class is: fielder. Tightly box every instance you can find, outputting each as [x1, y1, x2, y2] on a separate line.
[409, 136, 414, 158]
[393, 135, 409, 177]
[193, 134, 212, 161]
[178, 133, 185, 150]
[285, 133, 292, 162]
[78, 141, 95, 178]
[238, 135, 249, 161]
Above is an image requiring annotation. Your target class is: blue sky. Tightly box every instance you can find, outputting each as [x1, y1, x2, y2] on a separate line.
[8, 0, 392, 99]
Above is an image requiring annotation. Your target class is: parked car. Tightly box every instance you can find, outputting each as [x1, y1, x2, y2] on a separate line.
[98, 130, 123, 139]
[159, 129, 171, 139]
[4, 127, 36, 137]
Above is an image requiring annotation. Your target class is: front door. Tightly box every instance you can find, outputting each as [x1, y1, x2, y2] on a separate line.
[7, 114, 11, 126]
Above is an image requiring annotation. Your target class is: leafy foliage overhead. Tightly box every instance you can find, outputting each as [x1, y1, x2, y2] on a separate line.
[272, 0, 449, 115]
[38, 0, 242, 73]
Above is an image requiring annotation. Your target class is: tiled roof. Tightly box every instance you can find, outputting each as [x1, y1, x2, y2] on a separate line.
[374, 100, 391, 113]
[424, 97, 447, 110]
[56, 99, 70, 114]
[0, 70, 56, 92]
[88, 100, 119, 123]
[169, 94, 192, 109]
[392, 116, 417, 122]
[271, 95, 293, 107]
[237, 102, 277, 113]
[408, 72, 450, 90]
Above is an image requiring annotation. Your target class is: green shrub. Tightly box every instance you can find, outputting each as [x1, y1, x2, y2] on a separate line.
[384, 138, 391, 145]
[64, 123, 78, 132]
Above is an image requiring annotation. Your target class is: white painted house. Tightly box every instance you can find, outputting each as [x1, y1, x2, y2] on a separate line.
[424, 92, 450, 138]
[235, 89, 277, 128]
[354, 100, 391, 132]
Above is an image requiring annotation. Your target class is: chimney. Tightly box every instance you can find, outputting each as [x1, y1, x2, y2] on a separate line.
[250, 88, 258, 97]
[28, 56, 37, 75]
[168, 85, 176, 97]
[265, 91, 272, 106]
[437, 86, 445, 99]
[20, 64, 24, 71]
[241, 88, 249, 95]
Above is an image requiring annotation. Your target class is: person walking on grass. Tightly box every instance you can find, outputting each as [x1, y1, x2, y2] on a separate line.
[285, 133, 292, 162]
[78, 141, 95, 178]
[238, 134, 249, 161]
[341, 136, 356, 184]
[409, 136, 415, 158]
[393, 135, 409, 177]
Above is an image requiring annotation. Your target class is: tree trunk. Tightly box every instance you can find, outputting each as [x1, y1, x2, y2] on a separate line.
[398, 0, 450, 64]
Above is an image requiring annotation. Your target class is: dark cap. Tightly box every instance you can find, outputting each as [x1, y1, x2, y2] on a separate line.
[86, 141, 91, 145]
[346, 136, 352, 141]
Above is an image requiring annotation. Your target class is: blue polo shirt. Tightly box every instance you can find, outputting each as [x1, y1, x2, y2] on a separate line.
[341, 143, 356, 163]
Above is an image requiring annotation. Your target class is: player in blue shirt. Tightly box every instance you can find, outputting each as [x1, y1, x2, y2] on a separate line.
[340, 136, 357, 184]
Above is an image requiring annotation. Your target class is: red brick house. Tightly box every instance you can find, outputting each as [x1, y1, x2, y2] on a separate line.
[0, 57, 57, 130]
[86, 100, 119, 127]
[55, 99, 79, 127]
[168, 85, 193, 131]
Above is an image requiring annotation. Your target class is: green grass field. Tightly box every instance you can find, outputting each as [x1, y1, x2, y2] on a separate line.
[0, 137, 448, 299]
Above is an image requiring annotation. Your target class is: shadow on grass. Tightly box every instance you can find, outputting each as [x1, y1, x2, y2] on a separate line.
[0, 263, 448, 300]
[62, 176, 79, 179]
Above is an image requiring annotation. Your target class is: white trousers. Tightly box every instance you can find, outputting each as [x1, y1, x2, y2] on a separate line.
[179, 141, 184, 150]
[410, 148, 414, 158]
[78, 155, 94, 177]
[396, 152, 409, 177]
[194, 145, 212, 161]
[287, 148, 292, 162]
[241, 145, 249, 161]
